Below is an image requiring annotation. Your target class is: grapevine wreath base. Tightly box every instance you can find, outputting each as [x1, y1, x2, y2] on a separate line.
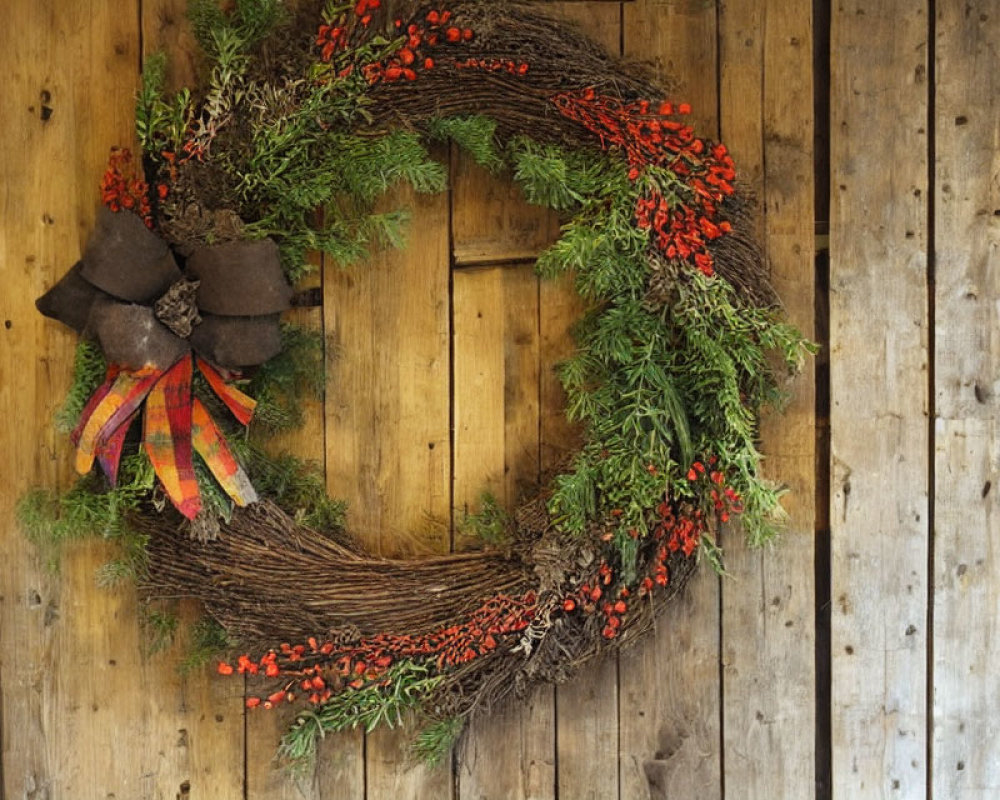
[27, 0, 810, 764]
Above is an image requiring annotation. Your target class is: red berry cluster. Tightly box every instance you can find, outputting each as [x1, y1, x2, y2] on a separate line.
[635, 193, 732, 276]
[561, 561, 633, 640]
[220, 591, 537, 709]
[455, 57, 529, 76]
[367, 11, 471, 84]
[317, 7, 475, 85]
[685, 458, 744, 523]
[100, 148, 152, 226]
[551, 88, 738, 276]
[315, 0, 384, 63]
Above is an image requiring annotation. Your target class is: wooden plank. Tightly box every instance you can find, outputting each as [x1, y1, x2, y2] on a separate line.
[932, 3, 1000, 798]
[0, 5, 68, 796]
[718, 1, 817, 798]
[829, 1, 930, 797]
[324, 183, 452, 559]
[619, 2, 723, 798]
[453, 265, 556, 799]
[324, 181, 453, 797]
[453, 266, 541, 537]
[0, 1, 243, 797]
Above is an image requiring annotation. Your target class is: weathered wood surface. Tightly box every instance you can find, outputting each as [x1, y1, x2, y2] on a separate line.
[0, 1, 244, 798]
[5, 0, 999, 798]
[932, 2, 1000, 799]
[618, 3, 723, 799]
[830, 1, 930, 798]
[718, 1, 817, 798]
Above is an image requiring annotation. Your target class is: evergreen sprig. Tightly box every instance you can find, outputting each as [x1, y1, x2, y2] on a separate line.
[412, 716, 465, 765]
[18, 451, 155, 571]
[278, 661, 443, 765]
[56, 341, 107, 433]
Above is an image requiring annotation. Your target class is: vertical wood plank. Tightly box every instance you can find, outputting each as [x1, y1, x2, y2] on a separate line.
[325, 181, 453, 797]
[324, 184, 452, 559]
[453, 266, 541, 533]
[932, 2, 1000, 798]
[0, 1, 242, 797]
[453, 265, 556, 800]
[619, 2, 723, 799]
[718, 1, 817, 798]
[541, 8, 625, 797]
[830, 0, 929, 797]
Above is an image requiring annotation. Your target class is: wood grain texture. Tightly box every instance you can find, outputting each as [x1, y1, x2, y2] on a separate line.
[324, 182, 452, 559]
[619, 2, 723, 798]
[718, 1, 817, 798]
[830, 0, 930, 797]
[0, 1, 242, 797]
[453, 266, 541, 531]
[458, 685, 557, 800]
[932, 2, 1000, 797]
[453, 265, 555, 799]
[324, 181, 453, 797]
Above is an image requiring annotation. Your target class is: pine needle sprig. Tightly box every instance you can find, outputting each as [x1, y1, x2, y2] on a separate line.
[278, 661, 443, 765]
[56, 341, 107, 433]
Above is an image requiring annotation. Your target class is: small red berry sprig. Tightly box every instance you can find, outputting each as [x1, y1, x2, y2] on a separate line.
[685, 457, 744, 524]
[557, 458, 744, 637]
[561, 560, 632, 640]
[100, 148, 152, 226]
[550, 88, 738, 277]
[316, 5, 480, 86]
[218, 590, 537, 710]
[454, 56, 529, 76]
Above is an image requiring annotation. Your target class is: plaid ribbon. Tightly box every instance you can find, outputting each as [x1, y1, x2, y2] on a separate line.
[143, 356, 200, 519]
[71, 354, 258, 519]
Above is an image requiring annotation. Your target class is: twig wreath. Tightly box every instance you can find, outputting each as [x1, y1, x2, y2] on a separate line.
[23, 0, 812, 765]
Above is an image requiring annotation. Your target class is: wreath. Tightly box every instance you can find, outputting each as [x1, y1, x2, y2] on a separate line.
[23, 0, 811, 766]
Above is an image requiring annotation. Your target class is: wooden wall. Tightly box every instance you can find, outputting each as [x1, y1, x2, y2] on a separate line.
[0, 0, 995, 798]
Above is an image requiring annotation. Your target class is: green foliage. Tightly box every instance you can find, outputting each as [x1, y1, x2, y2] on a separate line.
[247, 322, 325, 435]
[549, 267, 812, 559]
[188, 0, 286, 63]
[135, 52, 192, 158]
[233, 441, 347, 532]
[412, 716, 464, 766]
[239, 128, 445, 280]
[459, 492, 509, 546]
[516, 140, 650, 302]
[18, 451, 155, 571]
[159, 1, 444, 281]
[140, 605, 181, 655]
[278, 661, 443, 765]
[180, 617, 235, 674]
[426, 116, 504, 172]
[56, 341, 107, 432]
